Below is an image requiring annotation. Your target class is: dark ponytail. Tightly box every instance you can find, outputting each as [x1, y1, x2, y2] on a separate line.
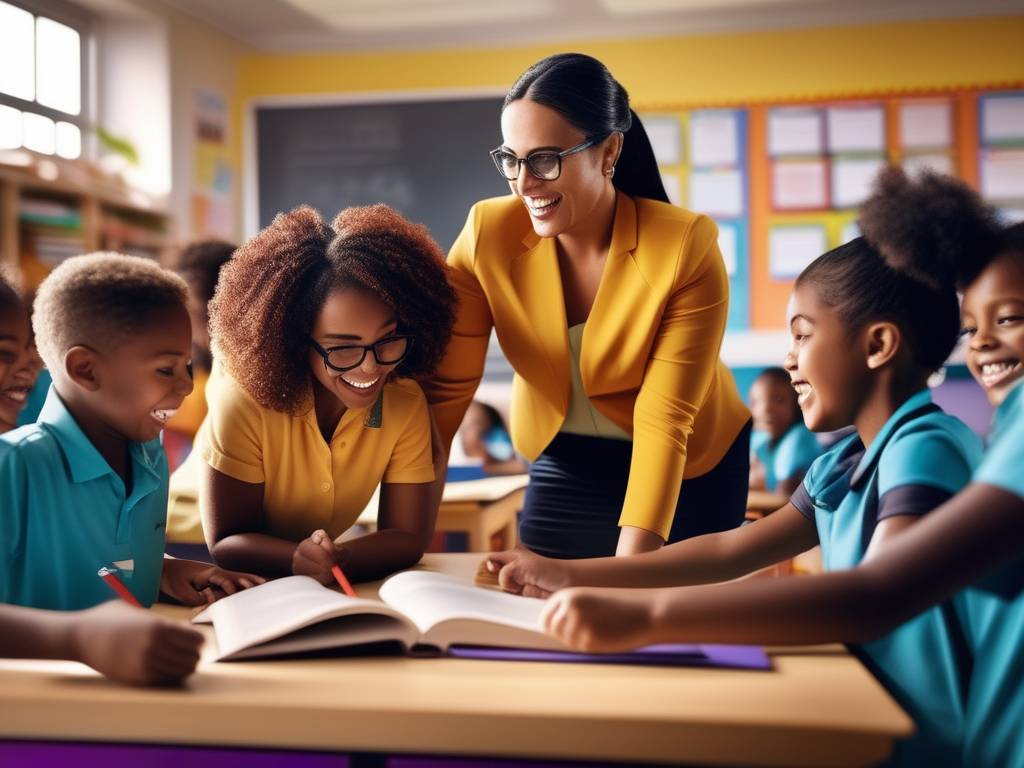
[796, 166, 1001, 373]
[504, 53, 669, 204]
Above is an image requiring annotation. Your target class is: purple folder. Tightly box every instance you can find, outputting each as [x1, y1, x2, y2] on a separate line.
[447, 643, 771, 670]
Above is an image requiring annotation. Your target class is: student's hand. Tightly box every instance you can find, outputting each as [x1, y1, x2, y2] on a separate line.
[485, 548, 572, 598]
[541, 587, 658, 654]
[160, 558, 265, 606]
[71, 601, 204, 686]
[292, 529, 350, 585]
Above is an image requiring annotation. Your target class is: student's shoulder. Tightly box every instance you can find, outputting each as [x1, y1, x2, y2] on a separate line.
[384, 377, 428, 416]
[887, 408, 984, 464]
[204, 362, 269, 418]
[0, 423, 61, 467]
[804, 432, 862, 491]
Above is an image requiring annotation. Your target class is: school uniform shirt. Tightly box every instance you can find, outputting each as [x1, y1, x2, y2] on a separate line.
[750, 422, 821, 491]
[0, 386, 168, 610]
[200, 365, 435, 543]
[791, 389, 983, 767]
[955, 380, 1024, 768]
[425, 191, 750, 539]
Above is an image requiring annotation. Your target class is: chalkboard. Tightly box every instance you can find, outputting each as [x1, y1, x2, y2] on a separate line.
[256, 96, 509, 251]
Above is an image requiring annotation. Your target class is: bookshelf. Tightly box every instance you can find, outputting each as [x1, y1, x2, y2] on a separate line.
[0, 151, 171, 292]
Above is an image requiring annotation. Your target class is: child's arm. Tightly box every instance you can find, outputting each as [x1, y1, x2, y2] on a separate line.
[202, 466, 304, 576]
[488, 503, 819, 596]
[0, 601, 203, 685]
[541, 482, 1024, 652]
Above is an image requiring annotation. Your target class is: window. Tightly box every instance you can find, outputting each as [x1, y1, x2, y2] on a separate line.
[0, 0, 87, 159]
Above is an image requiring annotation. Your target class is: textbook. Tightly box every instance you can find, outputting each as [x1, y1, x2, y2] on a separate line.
[193, 570, 770, 670]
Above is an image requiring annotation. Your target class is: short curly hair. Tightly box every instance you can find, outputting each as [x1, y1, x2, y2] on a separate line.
[32, 252, 189, 374]
[209, 204, 457, 414]
[172, 239, 236, 303]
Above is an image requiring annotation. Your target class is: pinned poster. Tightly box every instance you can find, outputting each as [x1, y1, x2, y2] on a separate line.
[900, 101, 952, 149]
[661, 172, 682, 206]
[768, 108, 823, 157]
[831, 157, 885, 208]
[643, 115, 683, 166]
[770, 225, 827, 280]
[690, 110, 740, 167]
[772, 159, 828, 210]
[717, 221, 738, 276]
[827, 105, 885, 153]
[981, 94, 1024, 145]
[980, 150, 1024, 200]
[902, 153, 955, 177]
[690, 169, 743, 217]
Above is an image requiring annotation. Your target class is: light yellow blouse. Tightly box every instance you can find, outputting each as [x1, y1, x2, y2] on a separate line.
[199, 365, 434, 542]
[562, 323, 630, 441]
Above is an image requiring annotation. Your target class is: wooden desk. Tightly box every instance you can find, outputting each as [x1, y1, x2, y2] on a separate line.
[0, 554, 912, 767]
[358, 475, 528, 552]
[746, 489, 789, 515]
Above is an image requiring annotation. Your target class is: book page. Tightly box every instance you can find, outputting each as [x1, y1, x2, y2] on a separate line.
[195, 575, 416, 660]
[379, 571, 564, 651]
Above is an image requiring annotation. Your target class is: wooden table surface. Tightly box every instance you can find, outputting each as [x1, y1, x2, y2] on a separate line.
[0, 554, 912, 767]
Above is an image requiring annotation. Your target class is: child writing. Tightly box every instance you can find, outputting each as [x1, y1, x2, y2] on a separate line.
[747, 366, 821, 495]
[488, 168, 992, 765]
[0, 253, 263, 612]
[200, 205, 456, 584]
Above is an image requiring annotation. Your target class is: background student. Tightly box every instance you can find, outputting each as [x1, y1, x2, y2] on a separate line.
[0, 274, 41, 434]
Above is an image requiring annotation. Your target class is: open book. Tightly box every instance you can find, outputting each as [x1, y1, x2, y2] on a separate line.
[193, 570, 770, 670]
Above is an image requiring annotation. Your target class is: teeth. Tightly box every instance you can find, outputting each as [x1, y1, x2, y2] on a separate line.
[150, 408, 178, 423]
[982, 362, 1015, 375]
[1, 388, 27, 403]
[342, 376, 380, 390]
[979, 361, 1021, 387]
[525, 196, 559, 213]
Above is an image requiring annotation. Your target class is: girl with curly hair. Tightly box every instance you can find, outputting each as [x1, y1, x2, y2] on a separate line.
[199, 204, 456, 584]
[494, 167, 1006, 765]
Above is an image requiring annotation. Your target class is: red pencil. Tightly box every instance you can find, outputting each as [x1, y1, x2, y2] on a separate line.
[97, 566, 142, 607]
[331, 564, 357, 598]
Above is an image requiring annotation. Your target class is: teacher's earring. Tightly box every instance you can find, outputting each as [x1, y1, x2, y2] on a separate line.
[604, 166, 616, 177]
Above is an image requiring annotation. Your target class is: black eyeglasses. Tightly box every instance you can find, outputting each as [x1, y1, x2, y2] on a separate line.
[309, 335, 414, 373]
[489, 138, 597, 181]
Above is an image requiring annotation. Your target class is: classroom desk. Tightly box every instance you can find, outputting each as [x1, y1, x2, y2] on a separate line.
[746, 489, 789, 515]
[0, 554, 912, 767]
[358, 475, 528, 552]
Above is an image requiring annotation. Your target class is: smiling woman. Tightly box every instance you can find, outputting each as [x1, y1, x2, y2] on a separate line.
[199, 204, 457, 584]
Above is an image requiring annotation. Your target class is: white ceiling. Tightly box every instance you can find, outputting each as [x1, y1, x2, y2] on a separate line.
[161, 0, 1024, 52]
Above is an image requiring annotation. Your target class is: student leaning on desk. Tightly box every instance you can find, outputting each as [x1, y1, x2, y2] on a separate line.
[0, 257, 261, 686]
[197, 204, 456, 586]
[423, 53, 751, 561]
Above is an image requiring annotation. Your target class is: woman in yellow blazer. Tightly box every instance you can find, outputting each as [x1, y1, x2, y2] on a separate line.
[425, 54, 751, 559]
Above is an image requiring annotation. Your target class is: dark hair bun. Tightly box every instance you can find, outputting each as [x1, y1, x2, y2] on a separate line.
[858, 165, 1001, 290]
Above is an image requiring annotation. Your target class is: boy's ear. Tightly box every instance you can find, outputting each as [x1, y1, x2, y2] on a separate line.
[865, 322, 901, 370]
[64, 346, 101, 391]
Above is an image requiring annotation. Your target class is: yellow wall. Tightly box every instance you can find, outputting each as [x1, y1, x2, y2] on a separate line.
[238, 16, 1024, 107]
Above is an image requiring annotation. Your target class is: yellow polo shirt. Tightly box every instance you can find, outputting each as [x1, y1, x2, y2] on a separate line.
[200, 365, 435, 542]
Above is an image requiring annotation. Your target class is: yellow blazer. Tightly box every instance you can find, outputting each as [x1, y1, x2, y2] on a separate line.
[425, 192, 749, 538]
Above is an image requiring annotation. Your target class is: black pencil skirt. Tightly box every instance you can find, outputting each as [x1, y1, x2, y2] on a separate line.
[518, 420, 752, 559]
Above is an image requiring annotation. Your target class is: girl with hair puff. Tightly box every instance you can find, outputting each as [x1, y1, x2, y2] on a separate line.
[199, 204, 456, 584]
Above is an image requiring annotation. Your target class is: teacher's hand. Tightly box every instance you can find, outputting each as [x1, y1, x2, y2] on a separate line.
[486, 548, 572, 598]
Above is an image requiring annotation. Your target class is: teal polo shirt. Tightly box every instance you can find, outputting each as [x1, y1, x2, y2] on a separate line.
[0, 386, 169, 610]
[955, 381, 1024, 768]
[751, 422, 822, 491]
[791, 389, 983, 767]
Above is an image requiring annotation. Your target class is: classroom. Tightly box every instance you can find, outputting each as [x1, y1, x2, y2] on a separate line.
[1, 0, 1024, 766]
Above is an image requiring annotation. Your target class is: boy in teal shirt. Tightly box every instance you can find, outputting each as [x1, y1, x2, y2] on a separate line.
[0, 253, 261, 611]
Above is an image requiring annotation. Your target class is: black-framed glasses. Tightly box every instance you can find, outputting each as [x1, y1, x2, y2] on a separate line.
[489, 138, 597, 181]
[309, 335, 414, 373]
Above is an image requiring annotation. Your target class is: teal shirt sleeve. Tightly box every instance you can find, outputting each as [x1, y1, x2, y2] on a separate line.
[976, 386, 1024, 499]
[0, 441, 28, 603]
[878, 424, 980, 498]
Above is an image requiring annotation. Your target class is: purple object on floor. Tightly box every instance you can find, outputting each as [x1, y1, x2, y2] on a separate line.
[0, 742, 350, 768]
[446, 643, 771, 670]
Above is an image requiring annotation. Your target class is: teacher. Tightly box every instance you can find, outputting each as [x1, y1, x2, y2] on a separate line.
[424, 53, 751, 559]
